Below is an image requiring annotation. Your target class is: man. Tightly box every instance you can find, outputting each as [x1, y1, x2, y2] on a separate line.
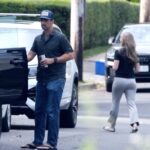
[22, 10, 74, 150]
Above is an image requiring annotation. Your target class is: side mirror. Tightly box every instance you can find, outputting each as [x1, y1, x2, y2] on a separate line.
[108, 36, 115, 45]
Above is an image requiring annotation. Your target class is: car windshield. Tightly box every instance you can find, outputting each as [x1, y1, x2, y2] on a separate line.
[115, 26, 150, 44]
[0, 28, 41, 51]
[0, 25, 61, 52]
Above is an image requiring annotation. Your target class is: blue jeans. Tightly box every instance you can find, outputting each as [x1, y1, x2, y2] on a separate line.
[33, 79, 65, 147]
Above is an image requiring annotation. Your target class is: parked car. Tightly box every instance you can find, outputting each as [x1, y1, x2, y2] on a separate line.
[105, 23, 150, 92]
[0, 46, 28, 136]
[0, 14, 79, 135]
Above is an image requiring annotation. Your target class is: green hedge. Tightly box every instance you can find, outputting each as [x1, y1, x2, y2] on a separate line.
[109, 1, 139, 36]
[84, 0, 139, 48]
[84, 1, 111, 48]
[0, 0, 139, 49]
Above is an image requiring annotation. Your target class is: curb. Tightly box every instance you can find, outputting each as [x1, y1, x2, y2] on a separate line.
[79, 82, 105, 90]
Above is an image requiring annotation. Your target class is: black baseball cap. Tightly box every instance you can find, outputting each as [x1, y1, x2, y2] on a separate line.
[40, 10, 54, 20]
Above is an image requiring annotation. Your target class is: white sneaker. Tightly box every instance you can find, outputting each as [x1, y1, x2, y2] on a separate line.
[103, 126, 115, 132]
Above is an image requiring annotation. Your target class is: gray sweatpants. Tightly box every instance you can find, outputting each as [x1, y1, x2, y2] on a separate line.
[108, 77, 139, 127]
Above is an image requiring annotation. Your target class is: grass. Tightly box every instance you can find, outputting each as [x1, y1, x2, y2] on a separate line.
[83, 45, 110, 58]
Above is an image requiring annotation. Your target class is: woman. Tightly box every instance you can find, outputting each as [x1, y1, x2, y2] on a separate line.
[103, 32, 140, 133]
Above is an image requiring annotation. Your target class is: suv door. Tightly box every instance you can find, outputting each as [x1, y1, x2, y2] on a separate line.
[0, 105, 2, 135]
[0, 47, 28, 105]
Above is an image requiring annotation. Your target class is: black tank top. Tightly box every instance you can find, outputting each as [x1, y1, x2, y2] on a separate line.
[114, 49, 135, 78]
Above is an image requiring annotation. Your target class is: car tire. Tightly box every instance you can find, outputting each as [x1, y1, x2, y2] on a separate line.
[2, 105, 11, 132]
[60, 84, 78, 128]
[106, 77, 113, 92]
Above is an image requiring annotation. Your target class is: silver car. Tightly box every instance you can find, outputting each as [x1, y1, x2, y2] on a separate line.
[106, 23, 150, 92]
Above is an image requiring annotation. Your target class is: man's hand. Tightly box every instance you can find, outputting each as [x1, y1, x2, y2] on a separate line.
[27, 51, 36, 62]
[40, 52, 74, 66]
[40, 58, 54, 66]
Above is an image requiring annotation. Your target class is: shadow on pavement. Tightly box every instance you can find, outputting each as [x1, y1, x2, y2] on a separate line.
[11, 125, 35, 130]
[137, 88, 150, 93]
[11, 125, 67, 130]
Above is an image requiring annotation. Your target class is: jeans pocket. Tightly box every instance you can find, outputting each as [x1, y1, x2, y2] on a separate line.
[46, 79, 65, 91]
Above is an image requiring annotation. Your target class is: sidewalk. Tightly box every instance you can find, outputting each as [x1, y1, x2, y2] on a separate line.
[79, 53, 106, 90]
[79, 72, 105, 90]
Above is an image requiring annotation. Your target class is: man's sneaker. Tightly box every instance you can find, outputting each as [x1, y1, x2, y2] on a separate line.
[103, 126, 115, 132]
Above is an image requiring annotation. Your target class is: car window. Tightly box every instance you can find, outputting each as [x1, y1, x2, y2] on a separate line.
[0, 25, 61, 51]
[18, 29, 41, 52]
[115, 26, 150, 44]
[0, 28, 18, 48]
[0, 27, 41, 51]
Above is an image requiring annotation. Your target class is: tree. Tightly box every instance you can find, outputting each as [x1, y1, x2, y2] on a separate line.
[139, 0, 150, 23]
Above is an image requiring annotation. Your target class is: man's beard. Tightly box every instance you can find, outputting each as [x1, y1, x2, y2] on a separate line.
[41, 24, 48, 31]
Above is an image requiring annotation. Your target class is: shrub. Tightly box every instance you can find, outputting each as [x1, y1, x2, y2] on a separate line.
[84, 0, 139, 49]
[109, 0, 139, 36]
[84, 1, 111, 48]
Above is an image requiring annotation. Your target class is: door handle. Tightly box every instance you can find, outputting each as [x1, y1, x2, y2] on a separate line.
[10, 58, 25, 65]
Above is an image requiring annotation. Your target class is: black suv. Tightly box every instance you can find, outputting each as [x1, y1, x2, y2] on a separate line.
[0, 47, 28, 135]
[105, 23, 150, 92]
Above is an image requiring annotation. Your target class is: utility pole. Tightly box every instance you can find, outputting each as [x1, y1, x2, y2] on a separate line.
[70, 0, 85, 81]
[139, 0, 150, 23]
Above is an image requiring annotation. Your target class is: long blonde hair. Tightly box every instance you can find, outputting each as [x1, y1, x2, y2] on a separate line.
[120, 32, 139, 64]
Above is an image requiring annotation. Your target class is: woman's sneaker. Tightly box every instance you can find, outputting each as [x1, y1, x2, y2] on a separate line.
[131, 123, 138, 133]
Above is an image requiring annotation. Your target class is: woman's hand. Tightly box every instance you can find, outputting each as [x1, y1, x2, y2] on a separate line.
[113, 60, 119, 71]
[134, 63, 140, 73]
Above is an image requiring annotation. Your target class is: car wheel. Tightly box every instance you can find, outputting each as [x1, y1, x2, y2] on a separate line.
[0, 105, 2, 136]
[60, 84, 78, 128]
[106, 77, 113, 92]
[2, 105, 11, 132]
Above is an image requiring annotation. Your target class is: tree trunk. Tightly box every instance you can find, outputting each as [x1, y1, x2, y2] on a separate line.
[139, 0, 150, 23]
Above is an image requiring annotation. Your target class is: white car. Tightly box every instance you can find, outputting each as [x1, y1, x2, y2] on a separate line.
[0, 14, 78, 133]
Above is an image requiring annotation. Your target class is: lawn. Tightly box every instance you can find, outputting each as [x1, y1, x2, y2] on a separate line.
[83, 45, 110, 58]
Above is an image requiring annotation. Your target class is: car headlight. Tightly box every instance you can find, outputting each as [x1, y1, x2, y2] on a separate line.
[28, 65, 37, 78]
[106, 48, 115, 60]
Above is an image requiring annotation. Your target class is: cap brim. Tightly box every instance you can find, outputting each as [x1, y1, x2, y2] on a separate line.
[40, 16, 53, 20]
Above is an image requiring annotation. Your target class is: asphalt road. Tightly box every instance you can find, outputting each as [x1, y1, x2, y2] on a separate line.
[0, 88, 150, 150]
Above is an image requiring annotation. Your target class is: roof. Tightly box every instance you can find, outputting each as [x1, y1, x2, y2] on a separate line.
[0, 21, 41, 29]
[0, 13, 40, 17]
[0, 13, 41, 29]
[123, 23, 150, 28]
[0, 21, 61, 32]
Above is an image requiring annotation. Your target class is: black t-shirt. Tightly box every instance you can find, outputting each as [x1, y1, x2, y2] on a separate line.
[114, 49, 135, 78]
[31, 30, 73, 82]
